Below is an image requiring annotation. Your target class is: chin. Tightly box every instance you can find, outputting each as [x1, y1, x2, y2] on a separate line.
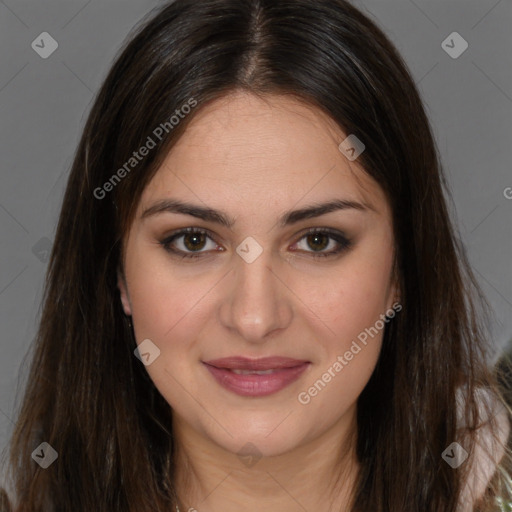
[201, 411, 309, 459]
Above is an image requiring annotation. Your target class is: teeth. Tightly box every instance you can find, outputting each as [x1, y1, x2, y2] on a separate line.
[230, 369, 277, 375]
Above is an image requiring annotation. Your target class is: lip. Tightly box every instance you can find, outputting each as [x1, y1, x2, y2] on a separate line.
[203, 357, 310, 397]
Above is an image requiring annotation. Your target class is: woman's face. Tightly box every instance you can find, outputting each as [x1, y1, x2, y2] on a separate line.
[118, 91, 398, 457]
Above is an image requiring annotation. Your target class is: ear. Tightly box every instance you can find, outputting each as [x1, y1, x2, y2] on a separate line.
[117, 266, 132, 316]
[386, 258, 401, 311]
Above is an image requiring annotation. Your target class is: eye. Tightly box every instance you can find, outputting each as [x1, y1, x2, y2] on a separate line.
[159, 228, 221, 259]
[291, 228, 352, 258]
[159, 227, 352, 260]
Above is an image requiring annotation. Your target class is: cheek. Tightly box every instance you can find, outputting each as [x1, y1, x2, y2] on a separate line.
[304, 253, 394, 340]
[296, 242, 394, 402]
[125, 255, 213, 410]
[124, 247, 213, 343]
[296, 265, 390, 422]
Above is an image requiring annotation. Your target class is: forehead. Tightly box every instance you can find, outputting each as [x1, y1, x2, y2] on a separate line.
[138, 91, 389, 218]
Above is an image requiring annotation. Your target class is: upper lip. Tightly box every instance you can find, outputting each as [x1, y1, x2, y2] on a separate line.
[203, 356, 309, 371]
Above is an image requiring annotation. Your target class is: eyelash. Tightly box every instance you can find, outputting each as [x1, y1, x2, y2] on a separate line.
[159, 227, 352, 260]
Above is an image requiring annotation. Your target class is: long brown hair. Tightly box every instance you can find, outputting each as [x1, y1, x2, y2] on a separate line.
[2, 0, 510, 510]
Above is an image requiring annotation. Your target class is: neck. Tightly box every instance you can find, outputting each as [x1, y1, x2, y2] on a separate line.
[172, 406, 360, 512]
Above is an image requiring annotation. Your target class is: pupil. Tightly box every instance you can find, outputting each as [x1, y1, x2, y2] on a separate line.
[184, 233, 206, 251]
[307, 233, 328, 251]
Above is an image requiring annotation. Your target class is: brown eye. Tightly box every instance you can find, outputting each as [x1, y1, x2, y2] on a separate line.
[292, 229, 352, 258]
[160, 228, 220, 259]
[305, 233, 330, 252]
[182, 232, 208, 251]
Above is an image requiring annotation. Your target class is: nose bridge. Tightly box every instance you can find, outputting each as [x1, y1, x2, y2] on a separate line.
[220, 246, 292, 342]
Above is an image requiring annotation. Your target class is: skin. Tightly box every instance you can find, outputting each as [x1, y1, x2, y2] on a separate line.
[118, 91, 399, 511]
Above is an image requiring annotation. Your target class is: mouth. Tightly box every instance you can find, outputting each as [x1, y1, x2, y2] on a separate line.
[202, 356, 311, 397]
[229, 368, 280, 375]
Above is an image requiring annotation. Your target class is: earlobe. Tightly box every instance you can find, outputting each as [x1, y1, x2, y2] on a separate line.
[385, 286, 401, 316]
[117, 267, 132, 316]
[390, 290, 402, 313]
[388, 260, 401, 311]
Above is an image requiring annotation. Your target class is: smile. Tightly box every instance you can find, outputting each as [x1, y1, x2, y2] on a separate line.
[202, 356, 311, 397]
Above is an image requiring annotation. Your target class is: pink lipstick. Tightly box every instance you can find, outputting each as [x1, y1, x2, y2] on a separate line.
[203, 356, 310, 397]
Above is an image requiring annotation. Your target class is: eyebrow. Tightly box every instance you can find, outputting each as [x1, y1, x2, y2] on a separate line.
[141, 198, 372, 229]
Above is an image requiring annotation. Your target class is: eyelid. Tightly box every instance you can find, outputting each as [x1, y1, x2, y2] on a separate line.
[159, 226, 352, 259]
[159, 227, 221, 259]
[290, 227, 352, 257]
[163, 226, 218, 242]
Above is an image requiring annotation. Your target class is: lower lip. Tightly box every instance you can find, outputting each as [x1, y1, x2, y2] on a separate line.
[203, 362, 310, 397]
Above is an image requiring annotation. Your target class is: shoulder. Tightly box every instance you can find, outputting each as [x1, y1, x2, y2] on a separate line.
[457, 386, 510, 510]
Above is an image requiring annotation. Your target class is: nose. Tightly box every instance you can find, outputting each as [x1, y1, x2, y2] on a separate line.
[219, 249, 293, 343]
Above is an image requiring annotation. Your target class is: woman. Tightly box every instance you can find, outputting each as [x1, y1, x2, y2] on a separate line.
[1, 0, 511, 510]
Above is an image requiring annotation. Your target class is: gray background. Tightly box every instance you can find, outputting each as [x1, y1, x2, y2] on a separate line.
[1, 0, 511, 492]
